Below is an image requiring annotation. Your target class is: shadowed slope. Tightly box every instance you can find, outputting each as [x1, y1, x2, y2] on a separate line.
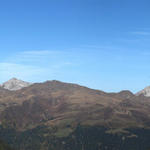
[0, 140, 13, 150]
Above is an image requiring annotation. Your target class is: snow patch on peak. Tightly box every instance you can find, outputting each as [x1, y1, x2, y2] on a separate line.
[136, 86, 150, 97]
[0, 78, 32, 91]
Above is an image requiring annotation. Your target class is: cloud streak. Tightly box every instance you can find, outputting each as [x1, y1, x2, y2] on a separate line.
[131, 31, 150, 36]
[0, 63, 45, 82]
[0, 50, 76, 83]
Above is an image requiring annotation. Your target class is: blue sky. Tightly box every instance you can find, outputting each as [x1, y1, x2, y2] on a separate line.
[0, 0, 150, 93]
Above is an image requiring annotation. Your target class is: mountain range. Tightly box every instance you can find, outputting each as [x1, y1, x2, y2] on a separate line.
[0, 78, 150, 150]
[0, 78, 149, 96]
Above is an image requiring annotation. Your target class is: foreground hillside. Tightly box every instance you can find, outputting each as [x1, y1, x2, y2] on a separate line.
[0, 79, 150, 150]
[0, 140, 13, 150]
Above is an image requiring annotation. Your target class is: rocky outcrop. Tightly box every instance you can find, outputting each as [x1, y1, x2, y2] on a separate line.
[0, 78, 32, 91]
[136, 86, 150, 97]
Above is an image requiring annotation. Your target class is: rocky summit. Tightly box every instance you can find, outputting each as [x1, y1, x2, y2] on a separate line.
[136, 86, 150, 97]
[0, 78, 32, 91]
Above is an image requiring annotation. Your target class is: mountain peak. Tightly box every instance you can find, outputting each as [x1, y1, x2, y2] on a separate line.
[136, 86, 150, 97]
[8, 77, 19, 81]
[118, 90, 134, 98]
[1, 78, 32, 91]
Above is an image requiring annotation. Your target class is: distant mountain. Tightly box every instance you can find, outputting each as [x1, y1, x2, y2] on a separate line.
[0, 80, 150, 150]
[136, 86, 150, 97]
[0, 78, 32, 91]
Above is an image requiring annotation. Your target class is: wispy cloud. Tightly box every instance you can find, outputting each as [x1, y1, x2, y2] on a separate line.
[0, 62, 47, 82]
[12, 50, 64, 63]
[0, 50, 76, 83]
[131, 31, 150, 36]
[80, 45, 121, 50]
[22, 50, 62, 56]
[5, 50, 73, 64]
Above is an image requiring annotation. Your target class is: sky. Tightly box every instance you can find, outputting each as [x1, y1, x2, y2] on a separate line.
[0, 0, 150, 93]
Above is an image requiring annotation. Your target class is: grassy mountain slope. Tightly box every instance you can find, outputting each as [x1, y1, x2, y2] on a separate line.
[0, 80, 150, 150]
